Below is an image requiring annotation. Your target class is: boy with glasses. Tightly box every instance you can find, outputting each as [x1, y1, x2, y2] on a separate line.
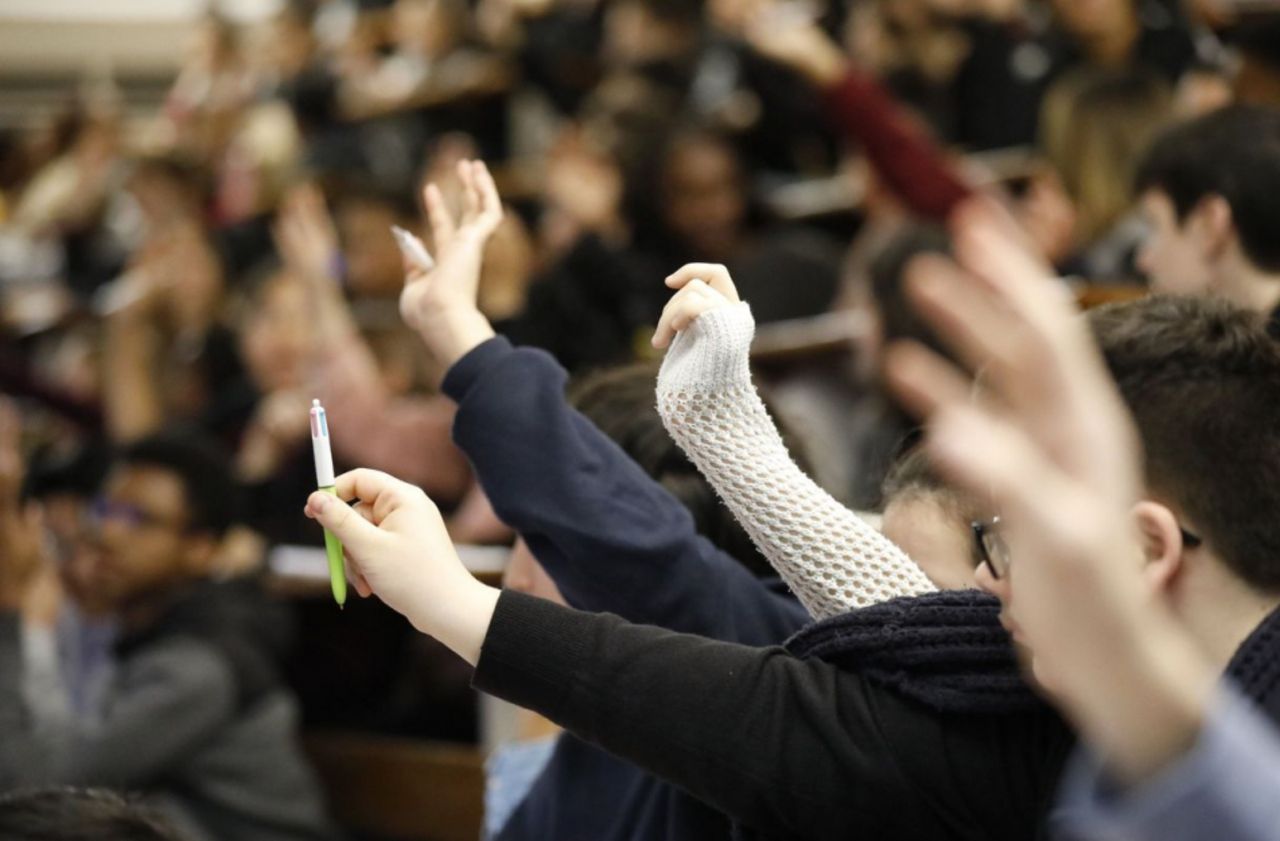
[0, 430, 335, 841]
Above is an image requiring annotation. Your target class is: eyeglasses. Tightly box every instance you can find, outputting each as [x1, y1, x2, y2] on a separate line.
[90, 497, 188, 533]
[970, 517, 1204, 580]
[971, 517, 1012, 579]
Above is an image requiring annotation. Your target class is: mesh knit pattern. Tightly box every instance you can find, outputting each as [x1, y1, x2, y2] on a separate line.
[657, 303, 937, 620]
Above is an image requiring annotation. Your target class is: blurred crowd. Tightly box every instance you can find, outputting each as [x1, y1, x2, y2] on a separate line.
[2, 0, 1277, 532]
[3, 0, 1280, 838]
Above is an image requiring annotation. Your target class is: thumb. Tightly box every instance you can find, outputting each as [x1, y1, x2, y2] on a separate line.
[306, 491, 383, 550]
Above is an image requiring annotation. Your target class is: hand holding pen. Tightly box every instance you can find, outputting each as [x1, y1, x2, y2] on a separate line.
[392, 160, 505, 376]
[310, 399, 347, 607]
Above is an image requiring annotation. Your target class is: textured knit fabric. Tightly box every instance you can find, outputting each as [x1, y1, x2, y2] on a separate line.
[1223, 603, 1280, 722]
[657, 302, 937, 620]
[785, 589, 1040, 714]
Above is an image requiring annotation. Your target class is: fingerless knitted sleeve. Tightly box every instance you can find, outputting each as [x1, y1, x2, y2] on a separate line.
[656, 303, 937, 619]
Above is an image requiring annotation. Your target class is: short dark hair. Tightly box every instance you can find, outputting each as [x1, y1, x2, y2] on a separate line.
[869, 225, 952, 355]
[0, 787, 182, 841]
[1134, 105, 1280, 271]
[569, 361, 811, 580]
[116, 429, 239, 537]
[1089, 295, 1280, 592]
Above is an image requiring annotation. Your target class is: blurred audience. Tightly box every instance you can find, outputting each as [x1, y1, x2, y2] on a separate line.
[5, 0, 1280, 837]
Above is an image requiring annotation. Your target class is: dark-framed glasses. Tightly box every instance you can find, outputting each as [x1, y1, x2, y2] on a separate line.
[971, 517, 1205, 580]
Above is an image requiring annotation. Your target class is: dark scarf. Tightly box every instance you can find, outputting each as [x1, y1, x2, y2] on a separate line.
[1225, 603, 1280, 721]
[786, 589, 1280, 721]
[784, 589, 1040, 714]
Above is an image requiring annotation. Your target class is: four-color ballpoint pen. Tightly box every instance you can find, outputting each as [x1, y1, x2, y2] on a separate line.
[310, 399, 347, 607]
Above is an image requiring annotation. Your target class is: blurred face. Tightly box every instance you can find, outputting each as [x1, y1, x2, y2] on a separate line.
[881, 493, 978, 590]
[42, 493, 110, 614]
[127, 170, 194, 229]
[1052, 0, 1132, 39]
[662, 140, 746, 259]
[239, 271, 313, 394]
[502, 539, 567, 605]
[268, 14, 314, 78]
[1136, 189, 1215, 295]
[90, 466, 211, 609]
[338, 200, 410, 298]
[393, 0, 461, 57]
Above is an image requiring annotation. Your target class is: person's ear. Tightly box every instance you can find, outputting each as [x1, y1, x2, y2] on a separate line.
[1188, 195, 1234, 263]
[1131, 501, 1185, 591]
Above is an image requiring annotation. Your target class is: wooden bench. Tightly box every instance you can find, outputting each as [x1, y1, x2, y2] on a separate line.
[304, 732, 485, 841]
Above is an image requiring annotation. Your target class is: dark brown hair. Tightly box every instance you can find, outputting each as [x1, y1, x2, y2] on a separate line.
[1089, 294, 1280, 592]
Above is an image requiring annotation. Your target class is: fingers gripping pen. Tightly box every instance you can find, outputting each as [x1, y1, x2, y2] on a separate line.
[311, 399, 347, 607]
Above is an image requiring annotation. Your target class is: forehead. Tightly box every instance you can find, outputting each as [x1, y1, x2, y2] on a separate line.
[103, 464, 188, 516]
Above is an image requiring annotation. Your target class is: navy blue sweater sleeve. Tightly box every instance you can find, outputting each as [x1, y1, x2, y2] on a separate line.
[443, 337, 808, 644]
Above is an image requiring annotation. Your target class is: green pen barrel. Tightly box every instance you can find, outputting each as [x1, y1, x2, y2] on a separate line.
[321, 486, 347, 607]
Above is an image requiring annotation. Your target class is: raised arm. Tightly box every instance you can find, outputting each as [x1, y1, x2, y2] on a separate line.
[302, 471, 1065, 839]
[718, 0, 972, 221]
[399, 161, 806, 640]
[652, 264, 937, 619]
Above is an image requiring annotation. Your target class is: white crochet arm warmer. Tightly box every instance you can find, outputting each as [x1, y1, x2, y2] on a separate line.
[656, 302, 938, 620]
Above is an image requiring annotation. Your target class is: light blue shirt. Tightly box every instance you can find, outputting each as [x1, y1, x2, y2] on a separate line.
[1053, 684, 1280, 841]
[484, 736, 558, 840]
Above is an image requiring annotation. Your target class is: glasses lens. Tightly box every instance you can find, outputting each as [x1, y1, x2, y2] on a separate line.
[983, 530, 1011, 578]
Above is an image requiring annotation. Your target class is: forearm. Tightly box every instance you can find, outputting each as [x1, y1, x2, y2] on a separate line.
[658, 305, 936, 620]
[472, 590, 861, 838]
[0, 612, 61, 785]
[1056, 686, 1280, 841]
[446, 338, 805, 637]
[1052, 608, 1216, 786]
[820, 67, 972, 221]
[102, 315, 165, 442]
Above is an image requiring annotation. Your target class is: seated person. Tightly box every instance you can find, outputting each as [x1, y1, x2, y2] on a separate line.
[0, 429, 335, 841]
[1135, 104, 1280, 334]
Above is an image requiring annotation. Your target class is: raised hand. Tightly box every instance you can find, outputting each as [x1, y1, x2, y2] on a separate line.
[273, 183, 355, 344]
[883, 196, 1213, 783]
[399, 159, 504, 373]
[651, 263, 742, 350]
[274, 183, 342, 287]
[710, 0, 847, 86]
[304, 469, 499, 664]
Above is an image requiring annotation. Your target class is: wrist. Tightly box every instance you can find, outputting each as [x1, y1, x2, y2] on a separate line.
[416, 310, 497, 376]
[409, 575, 500, 666]
[794, 36, 848, 87]
[1066, 615, 1214, 785]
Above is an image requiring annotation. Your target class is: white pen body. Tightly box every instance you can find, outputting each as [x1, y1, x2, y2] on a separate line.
[310, 401, 336, 488]
[391, 225, 436, 271]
